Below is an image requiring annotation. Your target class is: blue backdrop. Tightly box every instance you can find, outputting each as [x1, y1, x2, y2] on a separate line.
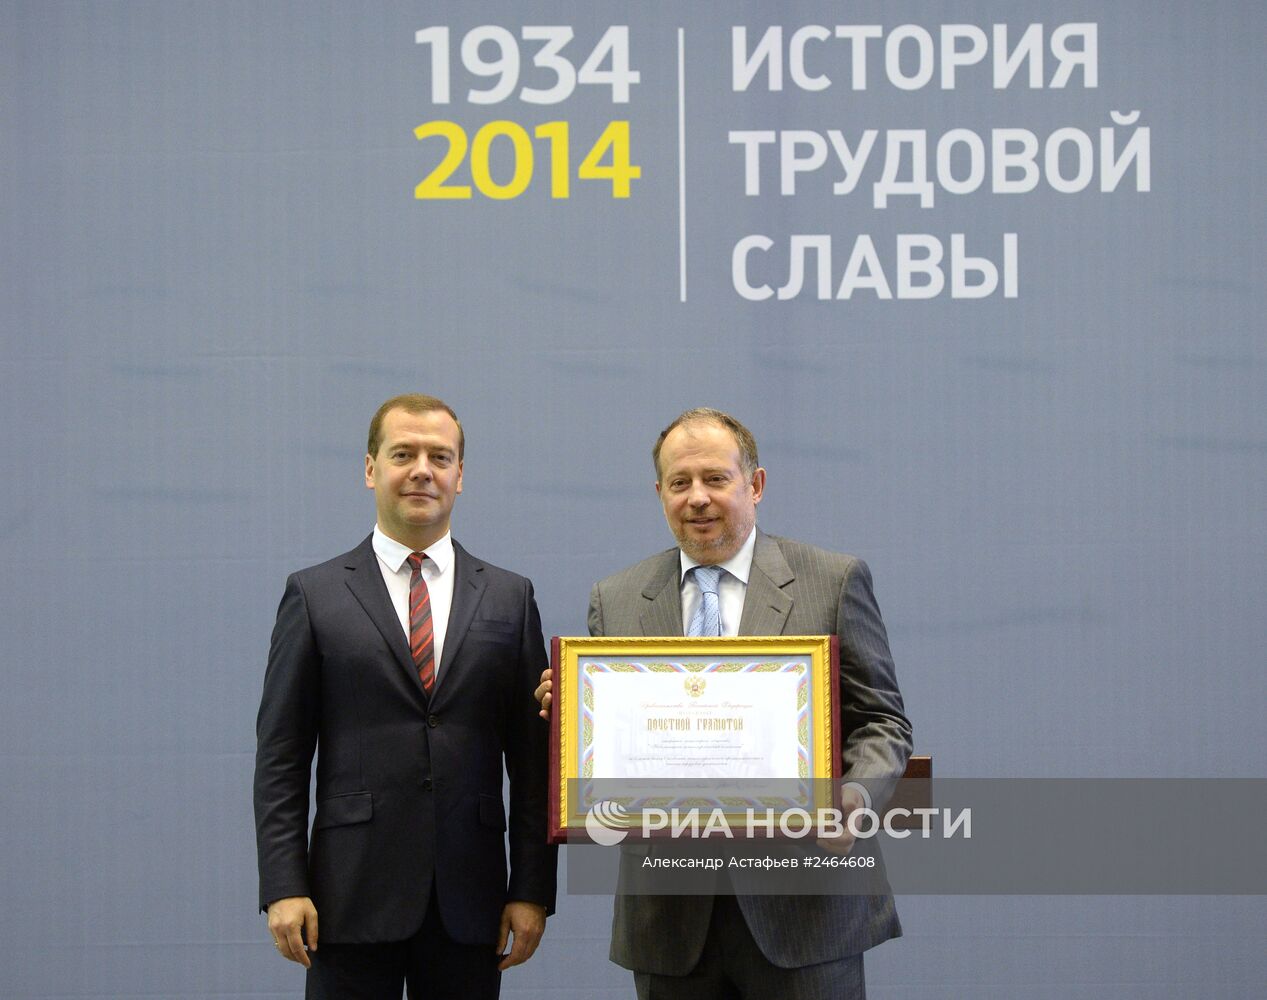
[2, 2, 1263, 997]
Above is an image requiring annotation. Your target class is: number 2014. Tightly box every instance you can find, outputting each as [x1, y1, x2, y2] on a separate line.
[414, 120, 640, 200]
[415, 25, 639, 105]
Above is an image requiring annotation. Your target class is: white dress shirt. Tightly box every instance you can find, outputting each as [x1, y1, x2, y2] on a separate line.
[678, 526, 757, 637]
[372, 526, 457, 678]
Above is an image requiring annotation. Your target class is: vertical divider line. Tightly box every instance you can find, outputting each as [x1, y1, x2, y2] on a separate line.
[678, 28, 687, 303]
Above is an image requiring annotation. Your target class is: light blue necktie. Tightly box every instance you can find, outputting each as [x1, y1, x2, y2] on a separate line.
[687, 565, 723, 637]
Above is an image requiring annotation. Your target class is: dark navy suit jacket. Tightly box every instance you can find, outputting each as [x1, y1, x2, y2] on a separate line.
[254, 535, 556, 944]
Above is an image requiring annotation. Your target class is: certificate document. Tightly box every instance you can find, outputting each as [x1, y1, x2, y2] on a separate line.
[549, 636, 840, 842]
[589, 668, 801, 780]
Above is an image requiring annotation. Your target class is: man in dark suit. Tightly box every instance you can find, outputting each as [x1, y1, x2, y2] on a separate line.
[254, 394, 556, 999]
[539, 408, 911, 999]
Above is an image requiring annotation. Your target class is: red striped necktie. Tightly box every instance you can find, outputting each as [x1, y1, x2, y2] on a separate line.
[406, 552, 435, 693]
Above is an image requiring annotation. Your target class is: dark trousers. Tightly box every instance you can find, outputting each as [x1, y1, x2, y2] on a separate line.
[305, 890, 501, 1000]
[633, 895, 865, 1000]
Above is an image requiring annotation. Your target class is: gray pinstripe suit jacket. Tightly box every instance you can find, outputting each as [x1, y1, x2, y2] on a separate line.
[588, 531, 912, 973]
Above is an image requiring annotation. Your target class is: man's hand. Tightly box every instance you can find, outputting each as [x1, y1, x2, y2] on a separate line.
[816, 783, 866, 856]
[534, 668, 553, 720]
[267, 896, 318, 968]
[496, 900, 547, 970]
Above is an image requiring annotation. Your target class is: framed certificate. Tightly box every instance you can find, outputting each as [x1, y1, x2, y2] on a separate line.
[548, 635, 840, 843]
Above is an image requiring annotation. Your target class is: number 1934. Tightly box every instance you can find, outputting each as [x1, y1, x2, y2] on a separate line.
[415, 25, 639, 105]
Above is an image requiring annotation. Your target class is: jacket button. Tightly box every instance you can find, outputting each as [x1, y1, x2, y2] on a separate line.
[421, 777, 433, 791]
[428, 714, 439, 728]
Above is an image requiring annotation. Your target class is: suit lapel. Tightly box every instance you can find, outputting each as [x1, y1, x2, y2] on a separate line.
[738, 531, 794, 636]
[639, 551, 684, 636]
[433, 540, 487, 699]
[342, 535, 419, 689]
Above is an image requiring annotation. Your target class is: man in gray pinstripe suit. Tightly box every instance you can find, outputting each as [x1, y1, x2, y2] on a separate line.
[541, 407, 912, 999]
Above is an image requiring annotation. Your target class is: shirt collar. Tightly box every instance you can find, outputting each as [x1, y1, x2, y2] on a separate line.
[372, 525, 454, 575]
[679, 526, 757, 586]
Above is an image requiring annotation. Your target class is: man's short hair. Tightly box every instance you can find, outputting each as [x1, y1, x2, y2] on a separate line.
[367, 394, 465, 460]
[652, 408, 759, 481]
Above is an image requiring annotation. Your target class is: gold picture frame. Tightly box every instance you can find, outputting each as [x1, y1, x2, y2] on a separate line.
[548, 635, 840, 843]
